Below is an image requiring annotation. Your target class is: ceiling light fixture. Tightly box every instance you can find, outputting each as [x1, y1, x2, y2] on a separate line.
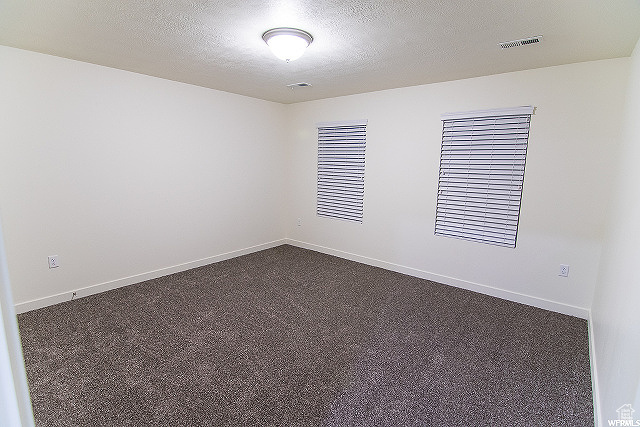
[262, 27, 313, 62]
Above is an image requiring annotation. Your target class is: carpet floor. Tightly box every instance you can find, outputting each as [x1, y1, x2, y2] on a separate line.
[17, 245, 593, 426]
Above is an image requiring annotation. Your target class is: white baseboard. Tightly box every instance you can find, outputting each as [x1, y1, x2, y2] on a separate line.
[284, 239, 590, 319]
[588, 310, 602, 427]
[14, 237, 598, 423]
[14, 239, 286, 314]
[16, 236, 591, 321]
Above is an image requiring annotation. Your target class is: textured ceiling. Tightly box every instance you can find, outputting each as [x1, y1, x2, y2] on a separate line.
[1, 0, 639, 104]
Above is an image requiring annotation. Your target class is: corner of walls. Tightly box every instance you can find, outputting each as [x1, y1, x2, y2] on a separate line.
[587, 309, 602, 427]
[282, 102, 299, 241]
[0, 221, 35, 426]
[588, 36, 640, 426]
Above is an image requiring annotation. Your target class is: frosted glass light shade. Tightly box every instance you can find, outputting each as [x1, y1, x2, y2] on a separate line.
[262, 28, 313, 62]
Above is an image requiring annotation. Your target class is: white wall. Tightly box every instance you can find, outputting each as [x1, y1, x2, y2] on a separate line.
[0, 221, 34, 426]
[0, 46, 288, 311]
[1, 39, 637, 427]
[591, 38, 640, 424]
[285, 58, 630, 317]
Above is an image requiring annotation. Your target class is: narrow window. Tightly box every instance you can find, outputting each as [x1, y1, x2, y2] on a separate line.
[435, 106, 534, 248]
[316, 120, 367, 222]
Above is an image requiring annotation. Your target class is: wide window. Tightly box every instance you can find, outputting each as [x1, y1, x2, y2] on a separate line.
[316, 120, 367, 223]
[435, 106, 533, 248]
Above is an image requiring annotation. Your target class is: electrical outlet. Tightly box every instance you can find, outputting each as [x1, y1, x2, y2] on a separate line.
[297, 218, 301, 227]
[48, 255, 60, 269]
[559, 264, 569, 277]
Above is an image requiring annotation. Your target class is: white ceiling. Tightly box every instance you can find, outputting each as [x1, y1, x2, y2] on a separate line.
[1, 0, 639, 104]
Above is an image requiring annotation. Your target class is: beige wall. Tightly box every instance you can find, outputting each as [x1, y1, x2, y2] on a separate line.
[0, 46, 288, 310]
[285, 58, 630, 317]
[591, 38, 640, 424]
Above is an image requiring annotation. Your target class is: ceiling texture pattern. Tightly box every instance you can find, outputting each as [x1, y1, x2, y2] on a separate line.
[1, 0, 639, 103]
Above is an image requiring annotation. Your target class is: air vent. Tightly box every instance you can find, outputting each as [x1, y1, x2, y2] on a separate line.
[286, 82, 312, 88]
[499, 35, 543, 49]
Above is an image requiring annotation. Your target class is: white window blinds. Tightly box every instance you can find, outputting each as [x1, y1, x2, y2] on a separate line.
[316, 120, 367, 222]
[435, 106, 534, 248]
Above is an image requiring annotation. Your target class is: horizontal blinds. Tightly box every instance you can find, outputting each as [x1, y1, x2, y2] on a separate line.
[435, 111, 532, 248]
[317, 122, 366, 222]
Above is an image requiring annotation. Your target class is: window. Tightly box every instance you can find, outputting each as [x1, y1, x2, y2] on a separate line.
[435, 106, 534, 248]
[316, 120, 367, 222]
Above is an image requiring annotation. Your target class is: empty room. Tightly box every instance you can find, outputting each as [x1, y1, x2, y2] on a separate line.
[1, 1, 639, 426]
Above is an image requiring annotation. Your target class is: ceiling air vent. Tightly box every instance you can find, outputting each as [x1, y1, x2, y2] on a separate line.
[286, 82, 312, 88]
[499, 35, 543, 49]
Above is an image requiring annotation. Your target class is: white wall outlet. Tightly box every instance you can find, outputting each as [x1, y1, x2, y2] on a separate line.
[48, 255, 60, 269]
[297, 218, 301, 227]
[559, 264, 569, 277]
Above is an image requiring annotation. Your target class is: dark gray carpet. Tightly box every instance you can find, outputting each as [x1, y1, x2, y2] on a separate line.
[17, 245, 593, 426]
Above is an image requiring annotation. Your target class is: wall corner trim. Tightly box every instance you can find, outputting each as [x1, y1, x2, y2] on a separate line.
[588, 310, 602, 427]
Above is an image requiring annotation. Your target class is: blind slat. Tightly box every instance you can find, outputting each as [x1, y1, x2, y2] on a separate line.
[317, 123, 367, 223]
[435, 109, 531, 248]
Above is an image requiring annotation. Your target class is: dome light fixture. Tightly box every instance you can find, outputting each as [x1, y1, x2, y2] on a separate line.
[262, 27, 313, 62]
